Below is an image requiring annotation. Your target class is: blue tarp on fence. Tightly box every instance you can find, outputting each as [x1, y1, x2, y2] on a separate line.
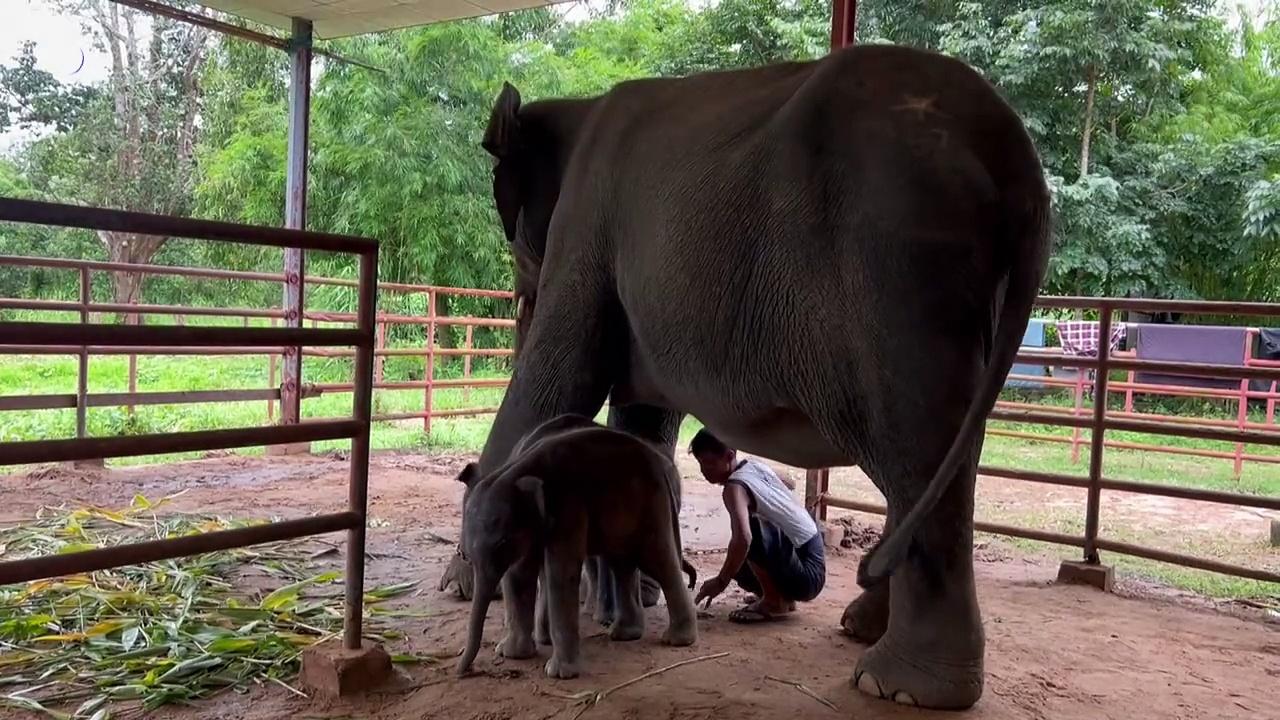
[1006, 318, 1047, 388]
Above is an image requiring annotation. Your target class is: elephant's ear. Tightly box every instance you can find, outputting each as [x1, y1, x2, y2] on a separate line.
[482, 82, 522, 159]
[515, 475, 545, 520]
[456, 462, 480, 489]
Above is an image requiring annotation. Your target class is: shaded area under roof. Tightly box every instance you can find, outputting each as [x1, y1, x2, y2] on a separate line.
[196, 0, 572, 39]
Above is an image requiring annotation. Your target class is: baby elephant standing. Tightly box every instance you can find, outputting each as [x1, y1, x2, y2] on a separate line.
[455, 423, 698, 678]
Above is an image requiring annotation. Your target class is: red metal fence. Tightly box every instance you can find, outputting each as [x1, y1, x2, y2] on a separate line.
[0, 197, 380, 649]
[999, 328, 1278, 475]
[0, 258, 513, 438]
[808, 297, 1280, 585]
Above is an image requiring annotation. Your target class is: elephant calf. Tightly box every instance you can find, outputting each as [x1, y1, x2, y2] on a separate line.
[456, 422, 698, 678]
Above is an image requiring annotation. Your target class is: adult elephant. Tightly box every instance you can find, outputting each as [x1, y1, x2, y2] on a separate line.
[475, 44, 1050, 710]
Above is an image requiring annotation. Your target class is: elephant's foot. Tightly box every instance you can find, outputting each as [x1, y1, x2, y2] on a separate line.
[852, 636, 983, 710]
[545, 654, 580, 679]
[534, 621, 552, 646]
[840, 587, 889, 645]
[496, 633, 537, 660]
[661, 621, 697, 647]
[608, 619, 644, 642]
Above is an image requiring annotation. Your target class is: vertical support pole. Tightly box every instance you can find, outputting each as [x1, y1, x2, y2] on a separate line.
[830, 0, 857, 49]
[281, 17, 312, 430]
[463, 325, 473, 404]
[1082, 304, 1112, 564]
[806, 0, 858, 526]
[344, 248, 378, 650]
[76, 268, 90, 440]
[423, 290, 436, 434]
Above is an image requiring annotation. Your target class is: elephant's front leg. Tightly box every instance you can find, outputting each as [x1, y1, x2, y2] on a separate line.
[496, 551, 540, 659]
[477, 245, 618, 472]
[544, 547, 585, 679]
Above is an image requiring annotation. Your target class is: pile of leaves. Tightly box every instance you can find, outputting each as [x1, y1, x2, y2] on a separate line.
[0, 495, 419, 719]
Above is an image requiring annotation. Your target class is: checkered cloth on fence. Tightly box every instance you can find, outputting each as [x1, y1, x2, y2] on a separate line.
[1056, 320, 1127, 357]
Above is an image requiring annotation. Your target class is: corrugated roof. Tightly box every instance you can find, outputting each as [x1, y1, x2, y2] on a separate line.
[197, 0, 570, 39]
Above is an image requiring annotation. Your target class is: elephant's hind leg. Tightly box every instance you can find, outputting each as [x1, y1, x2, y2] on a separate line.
[820, 330, 986, 709]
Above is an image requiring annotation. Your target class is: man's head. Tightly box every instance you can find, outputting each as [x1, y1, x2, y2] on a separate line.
[689, 428, 736, 484]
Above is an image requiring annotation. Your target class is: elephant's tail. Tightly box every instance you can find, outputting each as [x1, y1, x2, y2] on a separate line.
[857, 164, 1052, 588]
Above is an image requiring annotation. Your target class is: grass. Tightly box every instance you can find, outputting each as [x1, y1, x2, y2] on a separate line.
[0, 494, 429, 719]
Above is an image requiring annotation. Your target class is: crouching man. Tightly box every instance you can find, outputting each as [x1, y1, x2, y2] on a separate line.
[690, 429, 826, 622]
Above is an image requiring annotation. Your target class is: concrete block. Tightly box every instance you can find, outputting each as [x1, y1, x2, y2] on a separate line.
[299, 641, 393, 698]
[1056, 560, 1114, 592]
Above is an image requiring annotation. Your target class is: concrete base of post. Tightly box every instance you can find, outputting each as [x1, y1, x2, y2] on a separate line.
[1270, 519, 1280, 548]
[299, 641, 393, 698]
[1056, 560, 1114, 592]
[266, 442, 311, 456]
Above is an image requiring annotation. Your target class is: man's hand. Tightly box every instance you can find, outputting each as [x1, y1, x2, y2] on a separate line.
[695, 575, 730, 608]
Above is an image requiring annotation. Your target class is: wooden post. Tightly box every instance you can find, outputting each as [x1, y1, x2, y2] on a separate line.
[268, 317, 278, 422]
[423, 290, 436, 434]
[1070, 366, 1086, 464]
[463, 325, 473, 404]
[127, 308, 138, 416]
[76, 268, 90, 440]
[374, 321, 386, 384]
[1233, 332, 1252, 477]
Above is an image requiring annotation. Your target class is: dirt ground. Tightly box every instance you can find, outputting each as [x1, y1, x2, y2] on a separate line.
[2, 452, 1278, 720]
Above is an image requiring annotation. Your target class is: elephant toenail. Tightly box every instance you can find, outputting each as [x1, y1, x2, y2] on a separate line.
[856, 672, 885, 697]
[893, 691, 917, 706]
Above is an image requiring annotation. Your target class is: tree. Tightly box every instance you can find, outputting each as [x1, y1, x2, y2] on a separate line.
[0, 41, 97, 133]
[14, 1, 213, 304]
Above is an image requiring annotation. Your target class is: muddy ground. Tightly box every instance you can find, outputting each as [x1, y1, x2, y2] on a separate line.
[2, 452, 1278, 720]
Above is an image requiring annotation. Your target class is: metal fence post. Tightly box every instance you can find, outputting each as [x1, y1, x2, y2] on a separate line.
[1082, 303, 1112, 563]
[344, 249, 378, 650]
[280, 16, 312, 429]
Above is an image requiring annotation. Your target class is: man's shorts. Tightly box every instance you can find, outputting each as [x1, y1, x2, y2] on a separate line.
[733, 515, 826, 602]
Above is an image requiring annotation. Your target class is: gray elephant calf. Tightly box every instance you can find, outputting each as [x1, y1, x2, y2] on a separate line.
[456, 423, 698, 678]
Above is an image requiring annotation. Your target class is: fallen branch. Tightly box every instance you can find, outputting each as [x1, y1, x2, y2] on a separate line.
[764, 675, 839, 712]
[559, 652, 732, 718]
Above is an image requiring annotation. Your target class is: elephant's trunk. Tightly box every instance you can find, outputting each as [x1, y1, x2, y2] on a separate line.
[456, 571, 498, 675]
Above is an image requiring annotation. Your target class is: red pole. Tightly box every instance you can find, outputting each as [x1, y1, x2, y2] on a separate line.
[830, 0, 858, 49]
[806, 0, 858, 527]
